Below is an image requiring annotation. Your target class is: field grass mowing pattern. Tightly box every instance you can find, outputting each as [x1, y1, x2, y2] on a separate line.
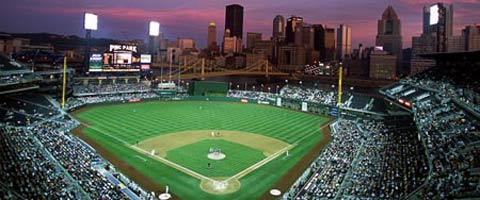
[74, 101, 329, 200]
[165, 139, 265, 177]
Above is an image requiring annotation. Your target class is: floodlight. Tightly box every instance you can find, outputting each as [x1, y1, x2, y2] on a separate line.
[149, 21, 160, 36]
[84, 13, 98, 30]
[430, 4, 439, 25]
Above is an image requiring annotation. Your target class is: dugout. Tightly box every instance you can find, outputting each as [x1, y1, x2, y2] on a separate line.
[188, 81, 228, 96]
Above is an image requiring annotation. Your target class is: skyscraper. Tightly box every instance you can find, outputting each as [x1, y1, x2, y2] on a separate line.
[302, 25, 314, 49]
[207, 22, 217, 50]
[324, 27, 336, 62]
[376, 6, 403, 72]
[223, 28, 241, 54]
[423, 3, 453, 52]
[273, 15, 285, 40]
[369, 49, 397, 80]
[337, 24, 352, 61]
[285, 16, 303, 44]
[225, 4, 244, 39]
[463, 24, 480, 51]
[177, 38, 195, 50]
[411, 3, 453, 75]
[247, 32, 262, 50]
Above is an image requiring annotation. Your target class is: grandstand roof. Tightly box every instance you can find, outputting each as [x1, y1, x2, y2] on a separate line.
[420, 50, 480, 61]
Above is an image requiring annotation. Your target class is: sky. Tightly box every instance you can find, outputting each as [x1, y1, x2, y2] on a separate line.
[1, 0, 479, 49]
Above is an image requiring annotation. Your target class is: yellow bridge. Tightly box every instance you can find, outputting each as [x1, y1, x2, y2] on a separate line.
[152, 58, 288, 80]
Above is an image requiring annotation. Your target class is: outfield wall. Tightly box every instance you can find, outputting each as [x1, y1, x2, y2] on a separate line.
[188, 81, 229, 96]
[68, 95, 383, 120]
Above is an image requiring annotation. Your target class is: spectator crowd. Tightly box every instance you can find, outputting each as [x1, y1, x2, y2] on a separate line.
[0, 126, 82, 199]
[1, 92, 159, 199]
[73, 82, 150, 96]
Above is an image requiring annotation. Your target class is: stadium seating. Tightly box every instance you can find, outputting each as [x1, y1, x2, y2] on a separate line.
[1, 61, 478, 199]
[285, 118, 429, 199]
[379, 67, 480, 199]
[286, 66, 479, 199]
[0, 126, 83, 199]
[31, 119, 130, 199]
[413, 96, 480, 198]
[0, 92, 156, 199]
[286, 120, 365, 199]
[0, 94, 59, 126]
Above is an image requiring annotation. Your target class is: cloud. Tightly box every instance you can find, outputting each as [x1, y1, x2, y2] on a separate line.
[1, 0, 479, 48]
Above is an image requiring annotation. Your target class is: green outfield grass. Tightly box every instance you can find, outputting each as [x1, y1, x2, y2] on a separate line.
[73, 101, 330, 199]
[166, 139, 265, 177]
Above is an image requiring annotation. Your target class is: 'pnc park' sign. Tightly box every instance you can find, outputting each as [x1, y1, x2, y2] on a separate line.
[109, 44, 137, 52]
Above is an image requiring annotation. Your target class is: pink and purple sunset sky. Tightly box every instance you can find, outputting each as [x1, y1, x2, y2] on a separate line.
[1, 0, 479, 48]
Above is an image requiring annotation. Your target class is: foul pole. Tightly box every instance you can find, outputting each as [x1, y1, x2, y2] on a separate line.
[62, 56, 67, 109]
[337, 62, 343, 108]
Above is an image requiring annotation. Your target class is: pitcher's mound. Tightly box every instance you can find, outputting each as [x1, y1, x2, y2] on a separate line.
[208, 152, 226, 160]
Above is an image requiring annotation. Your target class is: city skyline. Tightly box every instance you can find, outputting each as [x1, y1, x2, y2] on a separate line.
[1, 0, 479, 49]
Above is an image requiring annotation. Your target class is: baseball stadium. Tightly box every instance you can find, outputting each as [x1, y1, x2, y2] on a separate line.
[72, 98, 331, 199]
[1, 1, 480, 200]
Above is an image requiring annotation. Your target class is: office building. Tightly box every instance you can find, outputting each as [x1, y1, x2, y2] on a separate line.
[312, 24, 326, 61]
[337, 24, 352, 61]
[370, 49, 397, 80]
[247, 32, 262, 50]
[376, 6, 403, 70]
[278, 45, 306, 72]
[273, 15, 285, 40]
[324, 27, 336, 61]
[207, 22, 217, 50]
[411, 3, 453, 74]
[225, 4, 244, 39]
[423, 3, 453, 52]
[463, 24, 480, 51]
[223, 36, 242, 54]
[285, 16, 304, 44]
[411, 35, 436, 74]
[302, 25, 315, 49]
[448, 36, 466, 52]
[177, 38, 195, 50]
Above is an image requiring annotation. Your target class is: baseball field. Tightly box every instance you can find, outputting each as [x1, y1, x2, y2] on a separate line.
[72, 101, 331, 199]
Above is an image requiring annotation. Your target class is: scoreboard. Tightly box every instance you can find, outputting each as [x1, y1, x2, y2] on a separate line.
[89, 44, 151, 72]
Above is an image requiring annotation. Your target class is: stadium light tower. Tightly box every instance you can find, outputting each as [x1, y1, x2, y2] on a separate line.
[84, 12, 98, 73]
[149, 21, 160, 55]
